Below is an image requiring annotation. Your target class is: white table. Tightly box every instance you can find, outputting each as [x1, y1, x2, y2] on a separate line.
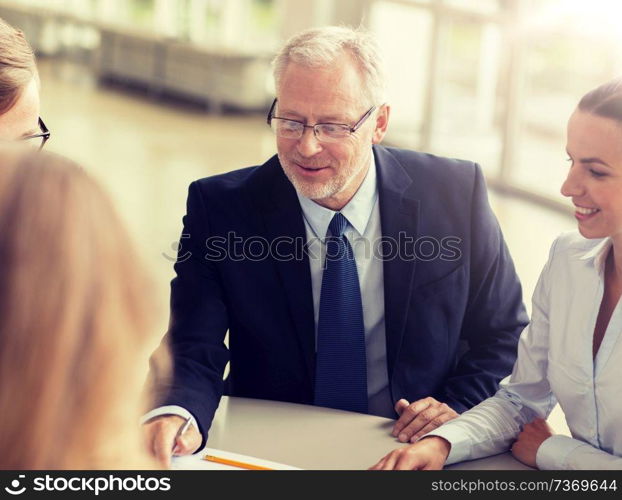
[178, 396, 531, 470]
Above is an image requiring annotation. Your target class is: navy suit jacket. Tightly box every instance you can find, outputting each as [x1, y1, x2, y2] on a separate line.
[153, 145, 528, 444]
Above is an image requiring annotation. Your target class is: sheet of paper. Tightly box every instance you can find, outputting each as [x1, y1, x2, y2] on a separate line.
[171, 447, 301, 470]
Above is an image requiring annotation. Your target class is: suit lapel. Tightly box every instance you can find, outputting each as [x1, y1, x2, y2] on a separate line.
[251, 158, 316, 385]
[375, 146, 420, 379]
[248, 149, 420, 388]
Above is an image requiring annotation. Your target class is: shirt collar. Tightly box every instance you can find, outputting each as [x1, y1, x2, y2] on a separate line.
[296, 152, 378, 238]
[579, 237, 612, 274]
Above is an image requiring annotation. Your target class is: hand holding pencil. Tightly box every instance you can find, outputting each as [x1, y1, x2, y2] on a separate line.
[143, 415, 202, 468]
[172, 416, 194, 455]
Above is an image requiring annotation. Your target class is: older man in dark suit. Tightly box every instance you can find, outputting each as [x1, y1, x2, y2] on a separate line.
[143, 26, 528, 466]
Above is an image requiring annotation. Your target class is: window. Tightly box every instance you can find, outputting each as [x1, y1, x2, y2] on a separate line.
[369, 0, 622, 207]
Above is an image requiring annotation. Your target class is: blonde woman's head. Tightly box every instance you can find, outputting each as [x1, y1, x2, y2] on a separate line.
[0, 149, 164, 469]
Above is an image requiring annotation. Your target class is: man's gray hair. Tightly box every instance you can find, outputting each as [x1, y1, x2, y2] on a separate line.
[272, 26, 386, 106]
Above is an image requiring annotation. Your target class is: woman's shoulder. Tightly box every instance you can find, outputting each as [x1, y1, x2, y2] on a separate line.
[537, 232, 606, 294]
[549, 231, 607, 261]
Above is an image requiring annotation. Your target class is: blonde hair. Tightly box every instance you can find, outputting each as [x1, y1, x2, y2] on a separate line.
[0, 17, 38, 114]
[0, 150, 163, 469]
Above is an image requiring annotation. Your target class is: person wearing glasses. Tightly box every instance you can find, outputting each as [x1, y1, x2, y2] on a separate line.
[143, 26, 527, 466]
[0, 17, 50, 150]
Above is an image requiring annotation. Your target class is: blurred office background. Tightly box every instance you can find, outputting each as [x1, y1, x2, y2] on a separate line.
[2, 0, 620, 432]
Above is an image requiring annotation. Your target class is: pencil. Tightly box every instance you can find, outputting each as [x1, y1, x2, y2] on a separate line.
[172, 416, 193, 453]
[203, 454, 273, 470]
[177, 416, 193, 437]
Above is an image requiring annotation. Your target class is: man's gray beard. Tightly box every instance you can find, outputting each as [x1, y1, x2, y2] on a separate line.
[278, 156, 343, 201]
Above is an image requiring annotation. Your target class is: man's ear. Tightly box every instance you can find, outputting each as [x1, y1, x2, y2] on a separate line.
[372, 104, 390, 144]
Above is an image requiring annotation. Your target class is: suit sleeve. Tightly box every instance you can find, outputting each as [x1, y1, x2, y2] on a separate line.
[441, 163, 529, 413]
[149, 181, 230, 447]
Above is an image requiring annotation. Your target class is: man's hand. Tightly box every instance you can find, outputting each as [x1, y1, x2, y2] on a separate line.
[392, 397, 458, 443]
[511, 418, 554, 468]
[369, 436, 451, 470]
[142, 415, 202, 468]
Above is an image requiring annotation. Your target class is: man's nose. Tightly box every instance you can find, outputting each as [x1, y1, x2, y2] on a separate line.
[296, 127, 323, 157]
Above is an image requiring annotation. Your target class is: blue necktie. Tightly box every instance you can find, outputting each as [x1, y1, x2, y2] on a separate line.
[314, 213, 368, 413]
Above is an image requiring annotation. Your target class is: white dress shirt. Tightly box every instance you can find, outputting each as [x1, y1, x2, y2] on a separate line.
[297, 153, 393, 417]
[427, 231, 622, 470]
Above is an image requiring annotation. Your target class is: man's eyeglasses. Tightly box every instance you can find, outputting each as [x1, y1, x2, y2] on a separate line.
[21, 118, 50, 150]
[266, 99, 376, 143]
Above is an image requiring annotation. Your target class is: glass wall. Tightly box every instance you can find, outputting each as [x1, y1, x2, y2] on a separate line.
[429, 17, 504, 177]
[508, 0, 622, 199]
[12, 0, 279, 51]
[369, 1, 432, 149]
[4, 0, 622, 206]
[368, 0, 622, 204]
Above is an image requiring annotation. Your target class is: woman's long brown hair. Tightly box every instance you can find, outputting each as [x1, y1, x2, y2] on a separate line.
[0, 150, 163, 469]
